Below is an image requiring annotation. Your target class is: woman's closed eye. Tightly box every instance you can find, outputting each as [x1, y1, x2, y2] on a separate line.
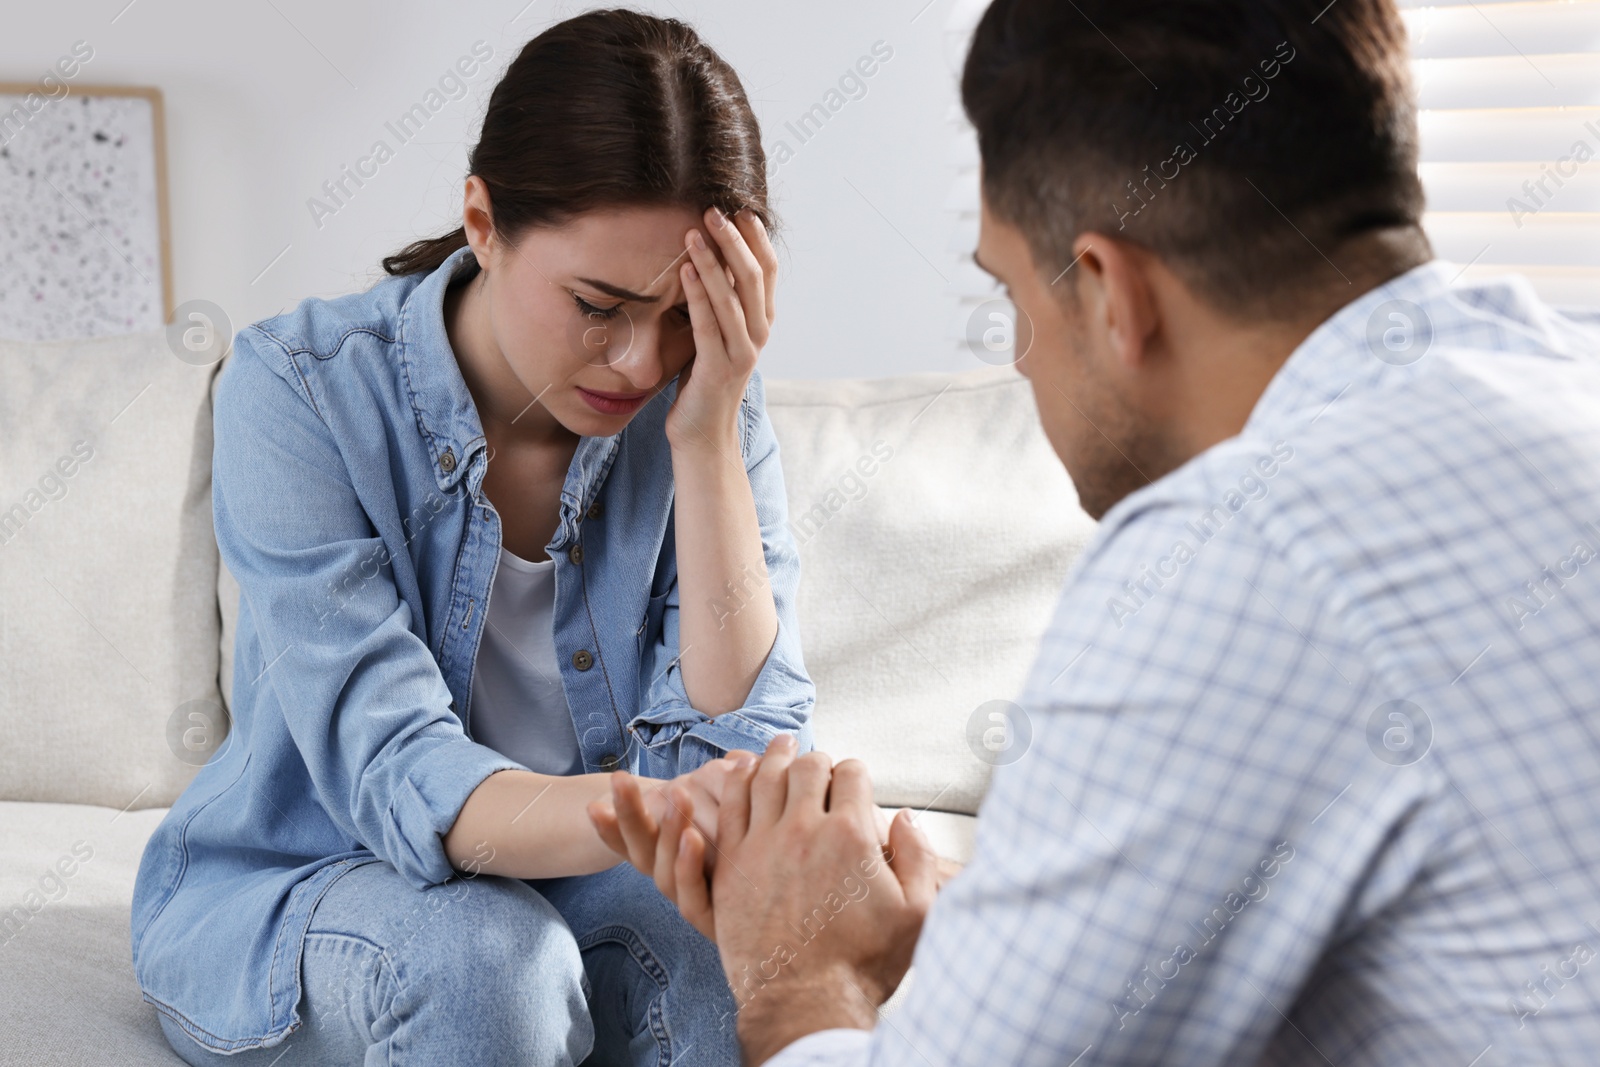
[572, 292, 693, 326]
[572, 292, 625, 320]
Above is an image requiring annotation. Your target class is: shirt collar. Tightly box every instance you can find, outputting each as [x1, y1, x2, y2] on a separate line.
[393, 242, 623, 511]
[1244, 258, 1459, 437]
[395, 244, 490, 494]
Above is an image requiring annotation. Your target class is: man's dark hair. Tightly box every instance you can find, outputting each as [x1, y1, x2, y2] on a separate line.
[961, 0, 1427, 317]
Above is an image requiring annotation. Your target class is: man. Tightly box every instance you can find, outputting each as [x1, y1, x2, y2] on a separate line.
[591, 0, 1600, 1062]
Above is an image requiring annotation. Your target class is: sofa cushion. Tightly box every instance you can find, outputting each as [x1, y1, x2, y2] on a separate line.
[0, 801, 184, 1064]
[0, 329, 225, 811]
[765, 365, 1096, 815]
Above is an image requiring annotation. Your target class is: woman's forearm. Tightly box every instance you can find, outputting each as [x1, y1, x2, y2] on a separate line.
[670, 433, 779, 716]
[442, 767, 623, 879]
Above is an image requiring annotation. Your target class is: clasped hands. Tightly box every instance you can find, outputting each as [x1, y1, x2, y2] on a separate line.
[586, 736, 960, 1050]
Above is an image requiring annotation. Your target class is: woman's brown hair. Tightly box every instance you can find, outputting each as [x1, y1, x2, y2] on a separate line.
[383, 8, 773, 276]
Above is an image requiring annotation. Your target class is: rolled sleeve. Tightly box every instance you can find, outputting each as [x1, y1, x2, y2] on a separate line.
[214, 330, 523, 890]
[385, 735, 525, 886]
[631, 370, 816, 778]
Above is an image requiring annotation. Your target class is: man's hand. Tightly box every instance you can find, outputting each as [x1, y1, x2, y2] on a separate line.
[596, 734, 942, 1065]
[589, 747, 965, 902]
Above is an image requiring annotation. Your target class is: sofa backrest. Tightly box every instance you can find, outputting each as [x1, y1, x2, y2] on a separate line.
[3, 329, 1095, 817]
[762, 368, 1096, 813]
[0, 328, 224, 811]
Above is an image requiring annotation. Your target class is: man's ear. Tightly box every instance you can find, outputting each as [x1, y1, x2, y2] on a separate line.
[1071, 232, 1159, 372]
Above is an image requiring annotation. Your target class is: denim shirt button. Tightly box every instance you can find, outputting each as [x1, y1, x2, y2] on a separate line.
[439, 447, 456, 473]
[598, 753, 622, 771]
[568, 544, 584, 565]
[572, 649, 594, 671]
[586, 500, 603, 520]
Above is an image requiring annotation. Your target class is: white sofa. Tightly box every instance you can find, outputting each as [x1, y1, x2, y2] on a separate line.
[0, 327, 1096, 1063]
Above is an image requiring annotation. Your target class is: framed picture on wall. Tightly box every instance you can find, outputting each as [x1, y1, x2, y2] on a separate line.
[0, 83, 173, 342]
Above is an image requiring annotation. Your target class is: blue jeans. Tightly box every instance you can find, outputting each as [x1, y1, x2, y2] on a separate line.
[156, 858, 739, 1066]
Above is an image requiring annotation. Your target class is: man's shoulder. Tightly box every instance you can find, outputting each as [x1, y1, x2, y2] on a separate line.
[1062, 279, 1600, 683]
[1108, 288, 1600, 568]
[1253, 337, 1600, 554]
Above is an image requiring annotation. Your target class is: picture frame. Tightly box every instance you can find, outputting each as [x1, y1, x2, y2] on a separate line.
[0, 83, 173, 341]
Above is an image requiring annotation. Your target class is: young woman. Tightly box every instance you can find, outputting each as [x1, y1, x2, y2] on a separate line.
[131, 10, 814, 1066]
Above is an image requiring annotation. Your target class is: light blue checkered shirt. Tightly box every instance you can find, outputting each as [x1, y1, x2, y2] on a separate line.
[772, 262, 1600, 1066]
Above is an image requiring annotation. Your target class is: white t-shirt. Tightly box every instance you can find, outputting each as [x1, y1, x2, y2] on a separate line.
[468, 545, 585, 776]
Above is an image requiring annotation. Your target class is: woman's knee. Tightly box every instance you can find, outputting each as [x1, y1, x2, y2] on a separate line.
[314, 862, 584, 990]
[304, 862, 593, 1062]
[413, 873, 587, 987]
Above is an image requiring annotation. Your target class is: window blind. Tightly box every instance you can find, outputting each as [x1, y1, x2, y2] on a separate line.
[1406, 0, 1600, 309]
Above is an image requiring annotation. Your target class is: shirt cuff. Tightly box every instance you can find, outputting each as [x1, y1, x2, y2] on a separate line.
[765, 1027, 873, 1066]
[387, 735, 527, 889]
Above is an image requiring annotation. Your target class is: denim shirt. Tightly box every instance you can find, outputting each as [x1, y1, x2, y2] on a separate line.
[130, 243, 815, 1053]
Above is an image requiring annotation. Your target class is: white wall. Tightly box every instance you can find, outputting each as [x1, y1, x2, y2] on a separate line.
[6, 0, 988, 380]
